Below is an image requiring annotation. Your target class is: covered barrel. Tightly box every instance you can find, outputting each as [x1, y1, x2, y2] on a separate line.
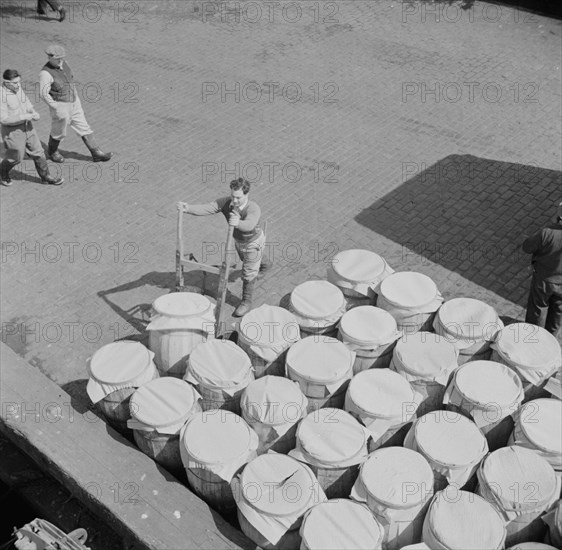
[128, 377, 201, 475]
[327, 249, 393, 309]
[337, 306, 401, 373]
[86, 340, 159, 433]
[286, 336, 354, 412]
[289, 408, 369, 499]
[350, 447, 434, 550]
[238, 304, 300, 378]
[345, 368, 417, 451]
[390, 331, 458, 417]
[240, 375, 308, 454]
[146, 292, 215, 377]
[232, 454, 326, 550]
[184, 340, 254, 414]
[433, 298, 503, 364]
[443, 360, 524, 451]
[377, 272, 443, 335]
[289, 280, 346, 336]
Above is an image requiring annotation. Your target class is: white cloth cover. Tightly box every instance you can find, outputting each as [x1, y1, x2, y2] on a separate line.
[146, 292, 216, 333]
[350, 447, 434, 532]
[345, 369, 417, 442]
[127, 377, 201, 434]
[338, 306, 402, 350]
[490, 323, 561, 386]
[443, 360, 524, 429]
[238, 305, 301, 362]
[390, 332, 458, 405]
[241, 375, 308, 439]
[86, 341, 158, 404]
[290, 280, 346, 330]
[433, 298, 503, 351]
[404, 411, 489, 487]
[184, 340, 253, 397]
[232, 454, 326, 545]
[544, 368, 561, 399]
[476, 446, 561, 523]
[506, 544, 558, 549]
[377, 272, 443, 314]
[422, 490, 507, 550]
[327, 249, 394, 298]
[286, 336, 355, 396]
[180, 410, 259, 482]
[510, 398, 562, 473]
[299, 499, 384, 550]
[289, 408, 369, 468]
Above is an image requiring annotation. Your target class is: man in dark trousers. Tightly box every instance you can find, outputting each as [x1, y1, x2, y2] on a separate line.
[1, 69, 64, 186]
[39, 44, 113, 164]
[522, 202, 562, 337]
[177, 178, 272, 317]
[37, 0, 66, 21]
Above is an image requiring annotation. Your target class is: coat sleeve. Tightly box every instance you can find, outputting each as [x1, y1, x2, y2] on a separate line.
[522, 230, 543, 254]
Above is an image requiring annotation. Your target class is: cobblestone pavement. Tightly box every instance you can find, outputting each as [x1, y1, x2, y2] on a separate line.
[1, 0, 561, 398]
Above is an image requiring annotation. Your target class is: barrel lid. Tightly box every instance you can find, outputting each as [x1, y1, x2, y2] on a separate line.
[414, 411, 487, 466]
[153, 292, 213, 318]
[241, 375, 307, 425]
[130, 377, 196, 428]
[297, 408, 367, 464]
[182, 411, 255, 463]
[426, 491, 506, 549]
[339, 306, 398, 346]
[518, 398, 562, 456]
[454, 361, 523, 407]
[494, 323, 562, 370]
[188, 340, 252, 388]
[290, 280, 345, 320]
[89, 341, 152, 384]
[286, 336, 354, 383]
[240, 454, 316, 516]
[436, 298, 500, 340]
[479, 446, 557, 508]
[379, 272, 437, 308]
[348, 369, 415, 419]
[330, 249, 386, 282]
[301, 499, 384, 550]
[507, 543, 559, 550]
[239, 304, 300, 346]
[361, 447, 434, 508]
[393, 332, 457, 377]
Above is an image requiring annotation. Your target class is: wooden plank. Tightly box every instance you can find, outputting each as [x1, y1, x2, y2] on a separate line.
[0, 343, 257, 550]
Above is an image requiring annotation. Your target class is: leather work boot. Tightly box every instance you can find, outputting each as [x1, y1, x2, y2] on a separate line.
[0, 159, 15, 186]
[82, 134, 113, 162]
[34, 157, 64, 185]
[48, 136, 64, 163]
[233, 279, 255, 317]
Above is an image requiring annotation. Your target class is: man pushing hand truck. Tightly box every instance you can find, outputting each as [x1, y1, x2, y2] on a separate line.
[177, 177, 272, 317]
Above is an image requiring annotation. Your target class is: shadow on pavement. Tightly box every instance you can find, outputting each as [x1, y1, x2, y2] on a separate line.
[355, 154, 562, 307]
[418, 0, 562, 19]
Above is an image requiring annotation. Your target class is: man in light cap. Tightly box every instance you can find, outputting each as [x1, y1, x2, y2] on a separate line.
[522, 202, 562, 336]
[1, 69, 64, 186]
[39, 44, 113, 164]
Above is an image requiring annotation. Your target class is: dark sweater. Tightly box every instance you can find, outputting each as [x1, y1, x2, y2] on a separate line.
[42, 61, 76, 103]
[522, 222, 562, 282]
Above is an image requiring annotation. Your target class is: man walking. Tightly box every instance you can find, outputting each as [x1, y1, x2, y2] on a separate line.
[1, 69, 64, 187]
[522, 202, 562, 337]
[39, 44, 113, 164]
[177, 178, 272, 317]
[37, 0, 66, 21]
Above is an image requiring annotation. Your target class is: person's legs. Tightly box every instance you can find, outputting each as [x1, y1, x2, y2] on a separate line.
[1, 126, 26, 185]
[545, 282, 562, 337]
[26, 128, 64, 185]
[48, 104, 71, 162]
[233, 236, 264, 317]
[38, 0, 65, 20]
[525, 275, 550, 328]
[69, 99, 112, 162]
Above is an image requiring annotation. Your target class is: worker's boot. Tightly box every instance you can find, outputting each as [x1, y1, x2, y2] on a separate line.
[233, 279, 255, 317]
[0, 159, 16, 186]
[48, 136, 64, 163]
[34, 157, 64, 185]
[82, 133, 113, 162]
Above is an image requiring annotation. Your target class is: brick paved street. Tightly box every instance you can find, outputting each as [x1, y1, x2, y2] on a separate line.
[1, 0, 561, 401]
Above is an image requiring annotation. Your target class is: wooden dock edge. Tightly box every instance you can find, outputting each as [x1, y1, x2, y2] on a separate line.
[0, 343, 257, 550]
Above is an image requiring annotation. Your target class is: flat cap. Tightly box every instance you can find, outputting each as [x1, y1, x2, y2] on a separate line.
[45, 44, 66, 59]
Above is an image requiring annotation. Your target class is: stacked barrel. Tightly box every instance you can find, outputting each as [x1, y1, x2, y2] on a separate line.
[83, 248, 561, 549]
